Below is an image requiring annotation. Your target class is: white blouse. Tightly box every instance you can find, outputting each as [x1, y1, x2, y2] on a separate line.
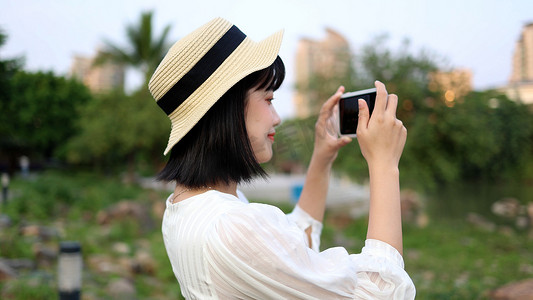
[162, 190, 416, 299]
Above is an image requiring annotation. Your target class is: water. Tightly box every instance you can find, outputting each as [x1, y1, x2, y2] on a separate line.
[425, 181, 533, 222]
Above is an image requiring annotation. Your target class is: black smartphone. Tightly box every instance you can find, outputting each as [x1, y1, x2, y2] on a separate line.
[338, 88, 377, 136]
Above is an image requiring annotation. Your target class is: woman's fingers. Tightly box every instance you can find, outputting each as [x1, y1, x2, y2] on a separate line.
[386, 94, 399, 117]
[374, 81, 388, 114]
[357, 98, 370, 134]
[319, 86, 345, 118]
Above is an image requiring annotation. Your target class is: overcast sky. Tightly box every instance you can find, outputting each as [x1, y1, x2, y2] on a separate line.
[1, 0, 532, 118]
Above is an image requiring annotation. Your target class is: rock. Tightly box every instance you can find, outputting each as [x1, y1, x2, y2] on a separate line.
[117, 257, 135, 275]
[152, 200, 166, 220]
[526, 202, 533, 228]
[490, 278, 533, 299]
[97, 200, 154, 230]
[498, 226, 515, 236]
[106, 278, 137, 300]
[131, 250, 156, 275]
[33, 243, 58, 267]
[3, 258, 35, 271]
[400, 189, 426, 225]
[516, 216, 530, 230]
[20, 225, 59, 240]
[520, 264, 533, 275]
[454, 272, 469, 287]
[400, 190, 422, 221]
[492, 198, 521, 218]
[326, 212, 353, 229]
[87, 255, 119, 274]
[405, 249, 421, 261]
[0, 214, 11, 228]
[112, 242, 131, 255]
[416, 212, 430, 228]
[38, 226, 60, 240]
[0, 260, 16, 281]
[467, 213, 496, 231]
[20, 225, 40, 237]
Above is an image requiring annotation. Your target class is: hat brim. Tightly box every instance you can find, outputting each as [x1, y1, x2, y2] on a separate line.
[163, 29, 284, 155]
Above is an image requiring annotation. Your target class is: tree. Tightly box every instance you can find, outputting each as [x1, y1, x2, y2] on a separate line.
[65, 89, 169, 177]
[0, 29, 23, 156]
[436, 91, 530, 180]
[285, 35, 533, 188]
[72, 11, 174, 178]
[3, 71, 93, 159]
[1, 28, 93, 170]
[0, 29, 24, 172]
[94, 10, 172, 86]
[289, 35, 444, 182]
[355, 36, 443, 127]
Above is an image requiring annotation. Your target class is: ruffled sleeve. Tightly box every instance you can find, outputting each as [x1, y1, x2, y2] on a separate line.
[287, 204, 323, 251]
[351, 239, 416, 299]
[205, 203, 416, 299]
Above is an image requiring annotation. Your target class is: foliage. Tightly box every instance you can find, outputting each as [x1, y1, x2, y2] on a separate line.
[1, 171, 181, 299]
[289, 35, 533, 188]
[0, 29, 23, 109]
[356, 36, 443, 127]
[1, 20, 172, 176]
[0, 29, 23, 165]
[94, 10, 172, 85]
[1, 273, 57, 300]
[3, 171, 138, 222]
[65, 88, 169, 172]
[68, 10, 175, 175]
[343, 37, 446, 184]
[269, 117, 316, 172]
[1, 71, 93, 159]
[319, 213, 533, 299]
[401, 90, 533, 189]
[2, 171, 531, 299]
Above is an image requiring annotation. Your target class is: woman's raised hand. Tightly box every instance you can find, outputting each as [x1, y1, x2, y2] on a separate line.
[356, 81, 407, 171]
[313, 86, 352, 164]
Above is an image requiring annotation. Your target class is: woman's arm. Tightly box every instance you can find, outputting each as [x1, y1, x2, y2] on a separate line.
[297, 87, 351, 243]
[356, 81, 407, 255]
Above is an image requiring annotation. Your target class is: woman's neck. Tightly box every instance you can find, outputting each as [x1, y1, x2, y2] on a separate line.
[171, 182, 238, 203]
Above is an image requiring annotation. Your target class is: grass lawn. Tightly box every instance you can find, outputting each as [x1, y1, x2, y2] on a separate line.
[319, 215, 533, 299]
[1, 170, 531, 299]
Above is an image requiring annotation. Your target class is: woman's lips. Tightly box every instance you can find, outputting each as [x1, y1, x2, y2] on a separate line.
[267, 132, 275, 142]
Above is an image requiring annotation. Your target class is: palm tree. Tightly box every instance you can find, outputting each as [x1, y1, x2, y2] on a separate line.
[95, 10, 172, 87]
[90, 12, 172, 181]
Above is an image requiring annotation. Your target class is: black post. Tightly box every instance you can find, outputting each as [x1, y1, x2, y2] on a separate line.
[58, 241, 82, 300]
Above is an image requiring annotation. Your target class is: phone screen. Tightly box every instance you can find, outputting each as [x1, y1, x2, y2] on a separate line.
[339, 89, 377, 135]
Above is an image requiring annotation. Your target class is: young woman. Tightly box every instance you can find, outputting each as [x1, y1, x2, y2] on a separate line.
[149, 18, 415, 299]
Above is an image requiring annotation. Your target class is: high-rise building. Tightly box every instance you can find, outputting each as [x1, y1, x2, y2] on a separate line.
[429, 69, 473, 107]
[504, 22, 533, 104]
[510, 23, 533, 83]
[69, 50, 125, 93]
[294, 28, 352, 117]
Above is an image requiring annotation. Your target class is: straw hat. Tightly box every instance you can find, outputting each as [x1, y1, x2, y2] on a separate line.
[148, 18, 284, 155]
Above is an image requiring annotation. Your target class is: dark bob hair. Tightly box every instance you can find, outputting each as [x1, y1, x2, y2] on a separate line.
[157, 56, 285, 187]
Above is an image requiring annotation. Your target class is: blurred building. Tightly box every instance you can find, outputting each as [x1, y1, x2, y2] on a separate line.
[428, 69, 473, 107]
[293, 28, 352, 117]
[510, 22, 533, 83]
[503, 22, 533, 104]
[69, 50, 125, 93]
